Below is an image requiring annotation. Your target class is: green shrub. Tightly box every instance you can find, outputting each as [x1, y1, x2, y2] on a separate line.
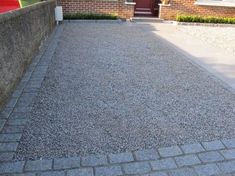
[176, 14, 235, 24]
[63, 13, 118, 20]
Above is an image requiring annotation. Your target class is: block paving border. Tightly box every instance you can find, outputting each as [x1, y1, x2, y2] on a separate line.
[0, 23, 235, 176]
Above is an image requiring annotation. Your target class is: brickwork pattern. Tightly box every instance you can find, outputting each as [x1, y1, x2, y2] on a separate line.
[159, 0, 235, 20]
[59, 0, 135, 19]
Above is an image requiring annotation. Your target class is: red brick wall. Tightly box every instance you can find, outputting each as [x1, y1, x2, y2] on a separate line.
[59, 0, 135, 19]
[159, 0, 235, 20]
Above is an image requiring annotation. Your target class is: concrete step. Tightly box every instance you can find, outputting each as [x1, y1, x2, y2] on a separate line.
[132, 17, 163, 23]
[134, 11, 152, 15]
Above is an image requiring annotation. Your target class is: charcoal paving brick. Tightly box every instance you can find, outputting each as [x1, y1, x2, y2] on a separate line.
[2, 125, 25, 133]
[180, 143, 205, 154]
[135, 149, 159, 161]
[220, 149, 235, 159]
[142, 171, 168, 176]
[0, 133, 22, 142]
[7, 119, 28, 126]
[175, 154, 201, 167]
[95, 166, 122, 176]
[67, 168, 94, 176]
[202, 140, 225, 151]
[0, 152, 14, 161]
[158, 146, 182, 157]
[109, 152, 134, 164]
[24, 159, 52, 171]
[194, 163, 221, 176]
[0, 161, 25, 174]
[222, 138, 235, 148]
[217, 160, 235, 174]
[0, 142, 18, 152]
[150, 158, 177, 171]
[168, 168, 198, 176]
[53, 157, 80, 170]
[81, 155, 107, 166]
[198, 151, 224, 163]
[38, 171, 66, 176]
[123, 162, 151, 175]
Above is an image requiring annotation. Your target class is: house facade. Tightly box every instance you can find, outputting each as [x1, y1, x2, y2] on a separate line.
[59, 0, 235, 20]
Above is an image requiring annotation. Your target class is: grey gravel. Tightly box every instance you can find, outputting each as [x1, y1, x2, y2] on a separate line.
[15, 22, 235, 160]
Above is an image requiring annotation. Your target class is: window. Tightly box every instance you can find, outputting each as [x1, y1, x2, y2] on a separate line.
[195, 0, 235, 7]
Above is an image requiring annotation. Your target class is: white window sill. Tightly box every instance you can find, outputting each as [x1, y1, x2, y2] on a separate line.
[125, 1, 136, 5]
[194, 1, 235, 7]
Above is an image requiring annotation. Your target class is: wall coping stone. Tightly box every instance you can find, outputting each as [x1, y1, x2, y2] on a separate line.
[0, 0, 56, 23]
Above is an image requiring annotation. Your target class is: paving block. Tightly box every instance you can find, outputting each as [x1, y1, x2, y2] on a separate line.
[109, 152, 134, 164]
[217, 160, 235, 174]
[13, 107, 32, 113]
[14, 173, 36, 176]
[180, 143, 205, 154]
[194, 163, 221, 176]
[168, 168, 198, 176]
[222, 138, 235, 148]
[150, 158, 177, 171]
[0, 161, 25, 174]
[175, 154, 201, 167]
[141, 171, 168, 176]
[7, 119, 28, 126]
[158, 146, 182, 157]
[67, 168, 94, 176]
[2, 125, 25, 133]
[220, 149, 235, 160]
[0, 152, 14, 161]
[198, 151, 224, 163]
[202, 140, 225, 151]
[135, 149, 159, 161]
[95, 166, 122, 176]
[38, 171, 66, 176]
[123, 162, 151, 175]
[53, 157, 80, 170]
[0, 133, 22, 142]
[0, 142, 18, 152]
[81, 154, 107, 166]
[24, 159, 52, 171]
[9, 112, 27, 119]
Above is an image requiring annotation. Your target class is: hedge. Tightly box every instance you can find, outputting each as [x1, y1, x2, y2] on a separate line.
[176, 15, 235, 24]
[64, 13, 118, 20]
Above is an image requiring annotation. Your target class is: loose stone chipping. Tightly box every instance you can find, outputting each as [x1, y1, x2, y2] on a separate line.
[0, 22, 235, 175]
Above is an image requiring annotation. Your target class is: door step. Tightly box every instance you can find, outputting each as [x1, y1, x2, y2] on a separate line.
[132, 17, 163, 23]
[134, 11, 152, 15]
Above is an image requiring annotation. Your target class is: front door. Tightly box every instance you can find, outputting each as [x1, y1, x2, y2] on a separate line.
[134, 0, 154, 16]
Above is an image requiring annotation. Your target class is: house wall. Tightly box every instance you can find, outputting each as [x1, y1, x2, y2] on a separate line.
[159, 0, 235, 20]
[59, 0, 135, 19]
[0, 0, 55, 109]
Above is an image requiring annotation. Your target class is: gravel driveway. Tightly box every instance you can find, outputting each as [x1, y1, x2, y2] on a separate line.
[15, 22, 235, 160]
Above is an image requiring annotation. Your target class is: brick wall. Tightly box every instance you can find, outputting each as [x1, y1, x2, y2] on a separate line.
[159, 0, 235, 20]
[59, 0, 135, 19]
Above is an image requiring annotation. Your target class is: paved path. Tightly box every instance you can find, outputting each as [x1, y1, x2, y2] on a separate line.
[0, 21, 235, 175]
[150, 23, 235, 91]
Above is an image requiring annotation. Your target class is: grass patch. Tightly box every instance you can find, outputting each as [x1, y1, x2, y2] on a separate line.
[176, 14, 235, 24]
[64, 13, 118, 20]
[21, 0, 41, 7]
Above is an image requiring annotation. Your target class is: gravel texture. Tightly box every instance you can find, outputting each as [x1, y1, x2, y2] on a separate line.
[15, 22, 235, 160]
[176, 25, 235, 56]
